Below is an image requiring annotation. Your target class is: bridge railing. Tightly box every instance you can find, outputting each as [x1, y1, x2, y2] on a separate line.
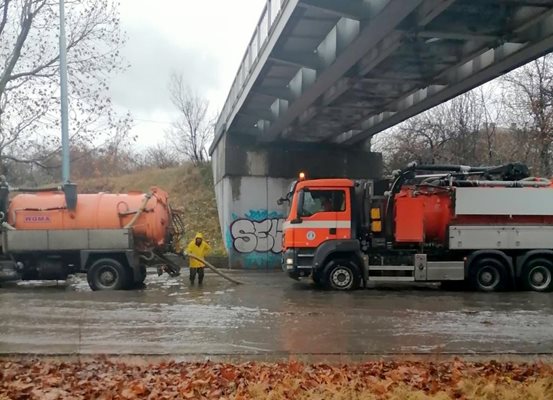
[213, 0, 290, 147]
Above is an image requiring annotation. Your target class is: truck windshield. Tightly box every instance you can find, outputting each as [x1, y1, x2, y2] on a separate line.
[299, 190, 345, 217]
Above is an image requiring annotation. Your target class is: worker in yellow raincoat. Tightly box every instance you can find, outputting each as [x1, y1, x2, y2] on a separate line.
[185, 232, 211, 284]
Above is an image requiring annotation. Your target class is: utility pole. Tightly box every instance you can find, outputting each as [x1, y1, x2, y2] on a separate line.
[59, 0, 70, 183]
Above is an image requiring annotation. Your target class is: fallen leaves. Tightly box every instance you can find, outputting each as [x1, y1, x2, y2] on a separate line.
[0, 358, 552, 399]
[121, 380, 148, 398]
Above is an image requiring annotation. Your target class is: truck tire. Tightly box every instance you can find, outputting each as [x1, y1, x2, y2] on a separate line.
[469, 257, 508, 292]
[87, 258, 130, 291]
[522, 258, 553, 292]
[324, 259, 360, 291]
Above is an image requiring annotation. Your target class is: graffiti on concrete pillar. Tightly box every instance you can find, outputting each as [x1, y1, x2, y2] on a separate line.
[231, 218, 284, 254]
[227, 210, 284, 255]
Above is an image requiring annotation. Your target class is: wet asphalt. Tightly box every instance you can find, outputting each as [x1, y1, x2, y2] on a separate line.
[1, 270, 553, 358]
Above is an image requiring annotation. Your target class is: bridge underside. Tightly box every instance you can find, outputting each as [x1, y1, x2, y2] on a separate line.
[214, 0, 553, 148]
[211, 0, 553, 269]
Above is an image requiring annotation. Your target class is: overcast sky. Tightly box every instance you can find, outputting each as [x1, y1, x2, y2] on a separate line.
[109, 0, 266, 148]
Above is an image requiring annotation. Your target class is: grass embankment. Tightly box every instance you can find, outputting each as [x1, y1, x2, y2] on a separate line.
[1, 359, 553, 399]
[78, 163, 225, 255]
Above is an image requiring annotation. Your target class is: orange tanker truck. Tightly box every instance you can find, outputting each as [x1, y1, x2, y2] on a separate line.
[280, 163, 553, 292]
[0, 180, 183, 290]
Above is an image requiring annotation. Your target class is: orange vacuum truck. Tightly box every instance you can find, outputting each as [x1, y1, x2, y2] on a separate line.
[0, 180, 184, 290]
[281, 163, 553, 292]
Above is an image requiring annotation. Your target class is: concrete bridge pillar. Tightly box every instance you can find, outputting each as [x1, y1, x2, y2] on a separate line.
[211, 134, 382, 269]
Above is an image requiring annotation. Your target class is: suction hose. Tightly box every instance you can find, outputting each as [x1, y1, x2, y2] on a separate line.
[124, 191, 153, 229]
[183, 252, 244, 285]
[154, 252, 244, 285]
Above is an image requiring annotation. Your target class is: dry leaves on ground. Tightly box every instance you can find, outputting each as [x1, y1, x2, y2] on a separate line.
[1, 358, 553, 399]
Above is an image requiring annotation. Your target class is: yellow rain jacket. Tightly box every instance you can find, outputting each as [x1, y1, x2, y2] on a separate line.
[185, 233, 212, 268]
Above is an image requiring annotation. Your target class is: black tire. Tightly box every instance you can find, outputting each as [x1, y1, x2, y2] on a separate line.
[87, 258, 130, 291]
[324, 259, 360, 291]
[469, 257, 508, 292]
[522, 258, 553, 292]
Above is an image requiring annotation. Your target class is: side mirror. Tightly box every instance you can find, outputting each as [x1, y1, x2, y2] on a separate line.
[277, 194, 291, 206]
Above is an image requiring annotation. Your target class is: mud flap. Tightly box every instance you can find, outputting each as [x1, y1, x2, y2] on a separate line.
[361, 255, 369, 288]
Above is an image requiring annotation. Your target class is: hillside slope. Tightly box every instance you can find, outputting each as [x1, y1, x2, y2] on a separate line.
[79, 163, 225, 255]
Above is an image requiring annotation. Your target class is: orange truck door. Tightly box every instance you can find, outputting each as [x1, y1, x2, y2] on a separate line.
[292, 188, 351, 248]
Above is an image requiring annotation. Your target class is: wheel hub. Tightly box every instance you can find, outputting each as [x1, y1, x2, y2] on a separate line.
[532, 271, 545, 284]
[99, 269, 116, 286]
[478, 266, 499, 289]
[331, 267, 352, 288]
[529, 266, 551, 290]
[481, 271, 493, 285]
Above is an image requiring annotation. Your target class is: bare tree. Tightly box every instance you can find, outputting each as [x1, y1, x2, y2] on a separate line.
[477, 86, 504, 164]
[376, 56, 553, 176]
[142, 142, 179, 169]
[502, 54, 553, 176]
[0, 0, 128, 183]
[167, 73, 215, 165]
[377, 90, 491, 171]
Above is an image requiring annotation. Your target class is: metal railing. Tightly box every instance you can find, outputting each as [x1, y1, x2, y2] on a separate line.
[213, 0, 291, 147]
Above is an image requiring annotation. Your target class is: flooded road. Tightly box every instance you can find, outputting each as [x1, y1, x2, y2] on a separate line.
[1, 270, 553, 357]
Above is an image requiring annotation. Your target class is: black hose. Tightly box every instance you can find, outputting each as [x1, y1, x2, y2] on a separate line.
[406, 163, 530, 180]
[384, 170, 412, 241]
[12, 186, 62, 193]
[405, 164, 491, 173]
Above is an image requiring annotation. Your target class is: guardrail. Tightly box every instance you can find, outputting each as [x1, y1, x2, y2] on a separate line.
[212, 0, 291, 150]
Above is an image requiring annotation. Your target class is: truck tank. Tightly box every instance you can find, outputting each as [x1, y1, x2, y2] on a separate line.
[7, 187, 172, 251]
[393, 178, 553, 245]
[394, 186, 452, 244]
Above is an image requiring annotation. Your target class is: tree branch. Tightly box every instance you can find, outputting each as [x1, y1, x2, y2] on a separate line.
[0, 0, 10, 39]
[1, 154, 51, 170]
[0, 0, 47, 96]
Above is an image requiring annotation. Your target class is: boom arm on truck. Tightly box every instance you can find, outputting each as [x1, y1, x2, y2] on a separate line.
[281, 163, 553, 292]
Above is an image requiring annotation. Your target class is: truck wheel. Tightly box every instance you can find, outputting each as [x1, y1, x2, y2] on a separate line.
[469, 258, 507, 292]
[324, 259, 360, 291]
[522, 258, 553, 292]
[87, 258, 130, 291]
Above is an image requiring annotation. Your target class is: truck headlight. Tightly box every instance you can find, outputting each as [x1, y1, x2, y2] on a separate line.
[286, 258, 294, 265]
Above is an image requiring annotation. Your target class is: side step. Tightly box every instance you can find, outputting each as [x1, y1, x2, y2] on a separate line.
[367, 265, 415, 282]
[365, 255, 465, 282]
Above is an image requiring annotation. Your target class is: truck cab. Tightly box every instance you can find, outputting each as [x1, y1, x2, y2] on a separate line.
[282, 177, 369, 290]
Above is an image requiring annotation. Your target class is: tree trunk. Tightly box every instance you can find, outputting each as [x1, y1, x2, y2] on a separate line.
[539, 141, 551, 176]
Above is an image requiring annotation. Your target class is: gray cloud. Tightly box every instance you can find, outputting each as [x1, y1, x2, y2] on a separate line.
[110, 25, 220, 116]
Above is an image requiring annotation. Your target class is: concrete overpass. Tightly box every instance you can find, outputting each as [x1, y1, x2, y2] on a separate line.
[211, 0, 553, 269]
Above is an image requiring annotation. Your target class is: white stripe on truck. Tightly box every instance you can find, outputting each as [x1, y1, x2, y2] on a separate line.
[282, 221, 351, 230]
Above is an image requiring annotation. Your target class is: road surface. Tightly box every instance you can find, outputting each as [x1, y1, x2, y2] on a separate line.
[1, 270, 553, 357]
